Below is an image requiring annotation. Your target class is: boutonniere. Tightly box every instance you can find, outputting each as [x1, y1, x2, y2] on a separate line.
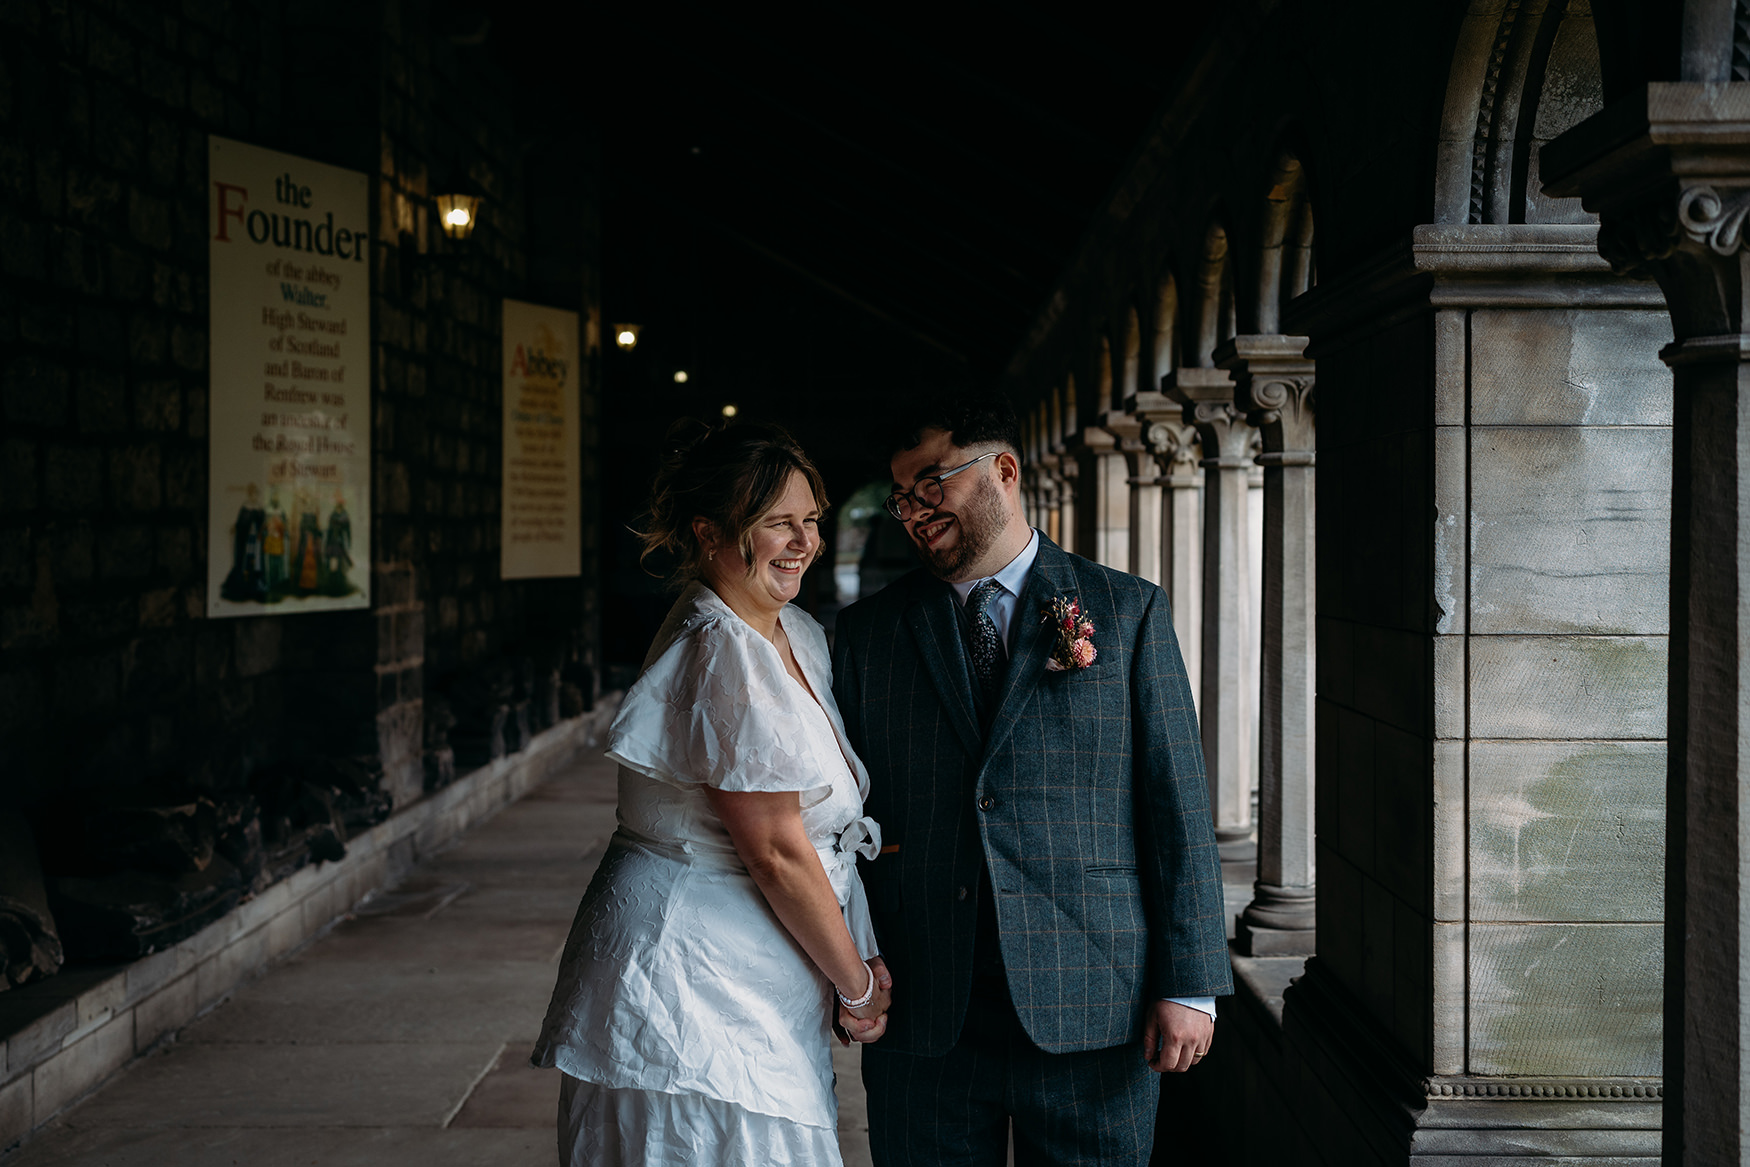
[1042, 596, 1097, 672]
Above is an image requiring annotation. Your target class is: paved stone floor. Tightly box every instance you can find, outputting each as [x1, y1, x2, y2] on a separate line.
[3, 747, 874, 1167]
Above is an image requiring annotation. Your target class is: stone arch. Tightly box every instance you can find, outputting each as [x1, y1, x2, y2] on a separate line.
[1435, 0, 1605, 225]
[1255, 151, 1316, 334]
[1153, 267, 1179, 387]
[1095, 334, 1115, 416]
[1191, 218, 1235, 367]
[1119, 304, 1142, 405]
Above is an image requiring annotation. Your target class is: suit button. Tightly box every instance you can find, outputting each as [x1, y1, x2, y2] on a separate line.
[957, 886, 968, 901]
[978, 796, 995, 811]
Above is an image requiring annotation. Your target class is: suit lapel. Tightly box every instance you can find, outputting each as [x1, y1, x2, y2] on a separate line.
[904, 583, 984, 758]
[983, 538, 1078, 764]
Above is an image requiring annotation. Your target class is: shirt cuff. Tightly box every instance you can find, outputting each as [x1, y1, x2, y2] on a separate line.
[1164, 996, 1217, 1019]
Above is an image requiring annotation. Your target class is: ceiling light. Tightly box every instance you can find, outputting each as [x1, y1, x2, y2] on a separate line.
[614, 325, 641, 351]
[673, 370, 689, 383]
[721, 404, 738, 418]
[434, 194, 480, 240]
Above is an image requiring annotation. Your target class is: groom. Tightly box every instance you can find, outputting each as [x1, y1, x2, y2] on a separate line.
[832, 389, 1232, 1165]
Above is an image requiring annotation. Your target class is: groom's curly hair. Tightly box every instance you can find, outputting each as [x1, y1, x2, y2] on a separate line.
[886, 384, 1024, 461]
[638, 420, 829, 583]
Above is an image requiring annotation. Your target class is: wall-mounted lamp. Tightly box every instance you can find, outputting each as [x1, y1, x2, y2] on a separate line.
[614, 324, 642, 351]
[721, 403, 738, 418]
[435, 194, 481, 240]
[673, 370, 689, 383]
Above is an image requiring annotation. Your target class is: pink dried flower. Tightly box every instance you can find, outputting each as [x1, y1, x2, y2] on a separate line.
[1041, 594, 1097, 672]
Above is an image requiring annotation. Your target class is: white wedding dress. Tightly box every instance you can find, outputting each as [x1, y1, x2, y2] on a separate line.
[531, 583, 880, 1166]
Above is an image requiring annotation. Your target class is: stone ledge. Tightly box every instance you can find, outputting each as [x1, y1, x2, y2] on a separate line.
[1230, 951, 1303, 1029]
[0, 694, 621, 1156]
[1216, 954, 1664, 1163]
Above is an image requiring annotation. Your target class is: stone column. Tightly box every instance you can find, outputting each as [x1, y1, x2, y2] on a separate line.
[1100, 411, 1161, 582]
[1546, 82, 1750, 1166]
[1073, 427, 1126, 566]
[1167, 367, 1254, 860]
[1137, 394, 1203, 707]
[1126, 451, 1164, 585]
[1218, 335, 1316, 955]
[1036, 439, 1074, 552]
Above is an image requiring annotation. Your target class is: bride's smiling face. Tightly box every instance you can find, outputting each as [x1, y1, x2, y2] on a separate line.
[699, 470, 821, 622]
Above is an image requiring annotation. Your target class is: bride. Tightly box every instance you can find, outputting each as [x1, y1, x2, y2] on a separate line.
[532, 423, 890, 1166]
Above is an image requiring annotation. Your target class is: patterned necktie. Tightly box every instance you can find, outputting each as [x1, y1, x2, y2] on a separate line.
[964, 579, 1008, 709]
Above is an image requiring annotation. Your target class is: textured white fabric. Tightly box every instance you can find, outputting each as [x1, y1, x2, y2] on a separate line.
[558, 1073, 843, 1167]
[533, 583, 878, 1144]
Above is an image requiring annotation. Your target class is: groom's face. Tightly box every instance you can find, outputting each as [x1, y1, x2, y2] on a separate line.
[890, 429, 1011, 582]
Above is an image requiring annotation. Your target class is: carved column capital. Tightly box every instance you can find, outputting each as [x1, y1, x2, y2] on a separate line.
[1591, 181, 1750, 278]
[1543, 84, 1750, 337]
[1215, 334, 1316, 456]
[1164, 367, 1252, 464]
[1142, 418, 1200, 481]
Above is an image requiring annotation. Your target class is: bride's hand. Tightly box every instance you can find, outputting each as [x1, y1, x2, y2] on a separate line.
[837, 957, 893, 1043]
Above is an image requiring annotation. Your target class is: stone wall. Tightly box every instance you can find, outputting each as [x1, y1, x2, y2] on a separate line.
[0, 0, 601, 972]
[1000, 1, 1671, 1161]
[0, 0, 293, 805]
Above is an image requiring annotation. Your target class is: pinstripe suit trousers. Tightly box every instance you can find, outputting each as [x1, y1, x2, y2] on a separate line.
[862, 974, 1157, 1167]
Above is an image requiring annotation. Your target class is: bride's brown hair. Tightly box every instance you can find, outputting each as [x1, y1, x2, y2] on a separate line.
[639, 420, 829, 581]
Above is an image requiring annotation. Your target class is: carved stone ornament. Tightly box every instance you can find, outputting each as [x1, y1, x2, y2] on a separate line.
[1421, 1078, 1662, 1101]
[1243, 377, 1314, 430]
[1678, 185, 1750, 255]
[1144, 421, 1199, 472]
[1592, 184, 1750, 276]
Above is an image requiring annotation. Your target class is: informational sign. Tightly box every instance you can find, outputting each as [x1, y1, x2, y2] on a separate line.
[206, 136, 371, 618]
[501, 299, 582, 579]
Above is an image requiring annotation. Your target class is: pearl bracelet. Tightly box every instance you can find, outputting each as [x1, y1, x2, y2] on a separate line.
[837, 963, 876, 1010]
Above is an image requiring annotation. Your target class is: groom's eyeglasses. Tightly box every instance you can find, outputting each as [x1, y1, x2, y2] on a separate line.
[883, 452, 1000, 521]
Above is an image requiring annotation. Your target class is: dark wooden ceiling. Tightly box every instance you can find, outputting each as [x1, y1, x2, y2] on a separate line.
[491, 5, 1217, 375]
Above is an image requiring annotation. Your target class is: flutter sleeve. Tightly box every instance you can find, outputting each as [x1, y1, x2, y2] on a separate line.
[605, 615, 833, 797]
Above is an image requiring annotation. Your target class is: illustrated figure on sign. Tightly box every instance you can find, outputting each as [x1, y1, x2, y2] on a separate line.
[264, 491, 288, 591]
[294, 488, 323, 593]
[220, 483, 268, 602]
[324, 493, 353, 592]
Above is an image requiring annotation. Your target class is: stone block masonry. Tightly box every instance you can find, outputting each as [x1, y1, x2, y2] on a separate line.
[0, 0, 302, 807]
[0, 0, 602, 1096]
[0, 704, 617, 1154]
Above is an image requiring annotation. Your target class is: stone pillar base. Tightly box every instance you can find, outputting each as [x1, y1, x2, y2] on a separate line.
[1236, 881, 1316, 955]
[1216, 830, 1256, 864]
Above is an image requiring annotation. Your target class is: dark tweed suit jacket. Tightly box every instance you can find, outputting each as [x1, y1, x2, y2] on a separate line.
[832, 536, 1233, 1058]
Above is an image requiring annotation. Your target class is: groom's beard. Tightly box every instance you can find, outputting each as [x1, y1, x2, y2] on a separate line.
[913, 473, 1007, 581]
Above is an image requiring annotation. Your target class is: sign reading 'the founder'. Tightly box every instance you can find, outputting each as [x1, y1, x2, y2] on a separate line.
[206, 135, 371, 618]
[501, 299, 581, 580]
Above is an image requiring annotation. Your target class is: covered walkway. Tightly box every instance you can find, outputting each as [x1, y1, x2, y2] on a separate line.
[3, 749, 872, 1167]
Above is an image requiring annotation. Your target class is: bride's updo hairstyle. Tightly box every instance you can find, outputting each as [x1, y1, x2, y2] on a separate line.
[639, 420, 829, 581]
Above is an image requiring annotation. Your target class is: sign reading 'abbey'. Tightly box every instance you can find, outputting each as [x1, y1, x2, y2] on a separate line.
[206, 136, 372, 618]
[501, 299, 582, 579]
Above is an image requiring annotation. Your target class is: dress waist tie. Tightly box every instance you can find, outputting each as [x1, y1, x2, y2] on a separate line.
[819, 815, 882, 958]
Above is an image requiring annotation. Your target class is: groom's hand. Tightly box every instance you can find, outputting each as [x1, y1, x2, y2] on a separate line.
[837, 956, 893, 1044]
[1144, 999, 1212, 1072]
